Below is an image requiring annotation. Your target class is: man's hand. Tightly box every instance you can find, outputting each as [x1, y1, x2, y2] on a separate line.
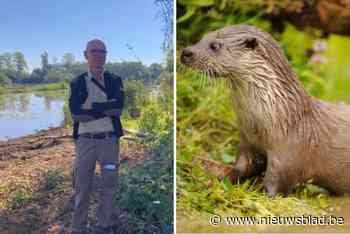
[72, 110, 107, 123]
[104, 108, 122, 117]
[72, 114, 96, 122]
[92, 101, 122, 117]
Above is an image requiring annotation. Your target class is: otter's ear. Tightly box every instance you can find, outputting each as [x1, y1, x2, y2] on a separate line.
[243, 37, 258, 50]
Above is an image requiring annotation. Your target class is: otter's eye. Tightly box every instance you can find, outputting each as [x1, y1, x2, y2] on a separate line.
[210, 42, 222, 51]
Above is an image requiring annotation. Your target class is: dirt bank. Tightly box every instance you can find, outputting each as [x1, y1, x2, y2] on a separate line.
[0, 126, 147, 233]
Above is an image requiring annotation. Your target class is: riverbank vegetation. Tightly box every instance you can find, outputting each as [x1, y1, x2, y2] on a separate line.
[177, 0, 350, 231]
[0, 50, 165, 85]
[0, 82, 67, 95]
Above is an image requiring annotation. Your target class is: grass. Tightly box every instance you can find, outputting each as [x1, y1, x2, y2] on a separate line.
[117, 158, 173, 234]
[0, 82, 67, 95]
[177, 69, 330, 205]
[176, 66, 334, 233]
[0, 168, 67, 211]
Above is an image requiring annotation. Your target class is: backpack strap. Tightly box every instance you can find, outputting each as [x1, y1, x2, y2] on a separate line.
[91, 77, 108, 95]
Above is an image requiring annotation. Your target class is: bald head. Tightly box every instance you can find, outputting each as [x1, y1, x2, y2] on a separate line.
[84, 39, 107, 76]
[85, 39, 106, 52]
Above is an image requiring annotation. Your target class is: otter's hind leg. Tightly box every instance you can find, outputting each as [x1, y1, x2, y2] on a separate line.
[233, 151, 266, 178]
[231, 143, 267, 182]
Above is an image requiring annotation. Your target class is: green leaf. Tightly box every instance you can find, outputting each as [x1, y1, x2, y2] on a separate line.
[177, 6, 197, 23]
[178, 0, 215, 7]
[221, 177, 232, 191]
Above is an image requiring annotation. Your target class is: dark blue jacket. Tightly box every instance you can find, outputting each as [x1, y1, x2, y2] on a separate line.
[68, 71, 124, 139]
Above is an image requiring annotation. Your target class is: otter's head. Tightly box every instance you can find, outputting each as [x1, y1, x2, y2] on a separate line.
[181, 25, 312, 139]
[181, 24, 296, 85]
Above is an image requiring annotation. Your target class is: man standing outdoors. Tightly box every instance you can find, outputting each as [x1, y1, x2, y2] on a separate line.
[69, 39, 124, 233]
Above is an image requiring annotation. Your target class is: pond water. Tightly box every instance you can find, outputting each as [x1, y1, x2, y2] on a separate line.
[0, 90, 67, 140]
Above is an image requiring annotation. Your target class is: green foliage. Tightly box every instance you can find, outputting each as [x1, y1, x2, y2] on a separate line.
[120, 88, 173, 234]
[40, 51, 49, 76]
[0, 53, 15, 72]
[0, 71, 11, 85]
[13, 51, 29, 77]
[118, 13, 174, 229]
[177, 67, 239, 159]
[0, 82, 66, 95]
[176, 68, 330, 217]
[177, 0, 269, 44]
[178, 159, 329, 217]
[117, 158, 173, 234]
[45, 67, 72, 83]
[61, 52, 75, 69]
[0, 168, 67, 211]
[0, 52, 29, 82]
[105, 61, 152, 84]
[40, 169, 66, 192]
[164, 48, 174, 73]
[1, 50, 165, 85]
[158, 71, 173, 113]
[137, 103, 165, 149]
[149, 63, 163, 80]
[124, 80, 147, 118]
[119, 87, 173, 234]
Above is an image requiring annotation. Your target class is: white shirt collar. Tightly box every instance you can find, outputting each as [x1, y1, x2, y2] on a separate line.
[87, 68, 105, 81]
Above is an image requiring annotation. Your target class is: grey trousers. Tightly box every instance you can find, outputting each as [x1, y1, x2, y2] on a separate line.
[71, 136, 119, 232]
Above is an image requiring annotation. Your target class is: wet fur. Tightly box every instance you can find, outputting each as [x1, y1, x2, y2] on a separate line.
[181, 24, 350, 196]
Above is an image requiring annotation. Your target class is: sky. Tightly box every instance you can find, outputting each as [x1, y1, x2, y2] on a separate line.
[0, 0, 165, 71]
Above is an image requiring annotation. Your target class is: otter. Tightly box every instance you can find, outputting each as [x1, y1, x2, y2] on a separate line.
[180, 24, 350, 196]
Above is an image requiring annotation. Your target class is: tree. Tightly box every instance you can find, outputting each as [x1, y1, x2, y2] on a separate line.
[29, 68, 44, 83]
[41, 51, 49, 76]
[45, 68, 71, 83]
[155, 0, 173, 50]
[158, 71, 173, 113]
[0, 53, 14, 72]
[0, 55, 5, 70]
[61, 53, 75, 69]
[69, 62, 88, 77]
[124, 80, 147, 118]
[105, 61, 151, 83]
[0, 71, 11, 85]
[13, 51, 28, 80]
[149, 63, 163, 81]
[164, 48, 173, 73]
[0, 53, 16, 82]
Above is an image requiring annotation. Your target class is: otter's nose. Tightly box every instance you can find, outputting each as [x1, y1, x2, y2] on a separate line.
[181, 48, 194, 64]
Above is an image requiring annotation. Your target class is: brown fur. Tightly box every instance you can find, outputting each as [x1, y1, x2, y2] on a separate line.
[181, 24, 350, 196]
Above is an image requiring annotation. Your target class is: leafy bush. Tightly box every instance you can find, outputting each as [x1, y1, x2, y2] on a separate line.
[118, 100, 173, 234]
[117, 159, 173, 234]
[0, 71, 12, 85]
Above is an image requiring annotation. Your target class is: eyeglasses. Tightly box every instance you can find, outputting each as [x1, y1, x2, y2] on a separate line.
[89, 49, 107, 55]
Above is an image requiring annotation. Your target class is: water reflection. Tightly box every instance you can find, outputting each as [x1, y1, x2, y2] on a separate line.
[0, 91, 66, 140]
